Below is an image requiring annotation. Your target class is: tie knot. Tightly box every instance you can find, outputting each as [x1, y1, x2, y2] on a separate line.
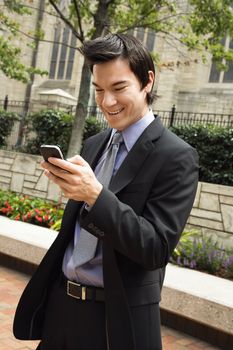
[112, 131, 123, 145]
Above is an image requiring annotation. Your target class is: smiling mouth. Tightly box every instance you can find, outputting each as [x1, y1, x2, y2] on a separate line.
[107, 108, 124, 116]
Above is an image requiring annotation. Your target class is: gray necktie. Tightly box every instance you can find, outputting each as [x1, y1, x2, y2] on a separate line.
[73, 132, 123, 266]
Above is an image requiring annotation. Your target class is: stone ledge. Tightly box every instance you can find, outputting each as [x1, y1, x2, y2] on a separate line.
[0, 216, 233, 338]
[0, 216, 57, 265]
[160, 264, 233, 336]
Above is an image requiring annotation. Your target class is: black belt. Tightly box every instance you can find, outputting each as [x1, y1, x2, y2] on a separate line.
[60, 273, 105, 302]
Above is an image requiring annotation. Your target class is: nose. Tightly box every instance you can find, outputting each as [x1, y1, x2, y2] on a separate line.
[102, 91, 117, 108]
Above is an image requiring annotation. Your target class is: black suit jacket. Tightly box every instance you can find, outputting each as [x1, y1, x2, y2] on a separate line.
[13, 116, 199, 349]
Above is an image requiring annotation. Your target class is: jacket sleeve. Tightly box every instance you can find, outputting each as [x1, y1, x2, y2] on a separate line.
[80, 146, 199, 270]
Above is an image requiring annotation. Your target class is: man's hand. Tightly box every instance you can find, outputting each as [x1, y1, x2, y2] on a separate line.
[41, 155, 103, 206]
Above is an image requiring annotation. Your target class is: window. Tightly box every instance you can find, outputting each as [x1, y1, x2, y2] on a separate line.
[136, 28, 145, 43]
[209, 36, 233, 83]
[146, 29, 155, 52]
[49, 26, 61, 79]
[49, 24, 77, 80]
[66, 33, 77, 80]
[223, 38, 233, 83]
[128, 28, 156, 52]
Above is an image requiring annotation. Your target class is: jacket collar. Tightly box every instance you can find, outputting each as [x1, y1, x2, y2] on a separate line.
[109, 116, 164, 193]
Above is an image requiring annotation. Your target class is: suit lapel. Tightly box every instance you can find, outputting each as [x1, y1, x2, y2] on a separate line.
[109, 117, 164, 194]
[82, 129, 111, 169]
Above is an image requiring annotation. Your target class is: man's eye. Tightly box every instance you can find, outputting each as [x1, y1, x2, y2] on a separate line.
[115, 87, 125, 91]
[95, 89, 103, 93]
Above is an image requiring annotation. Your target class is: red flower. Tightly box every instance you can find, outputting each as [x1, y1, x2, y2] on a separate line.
[4, 201, 12, 210]
[15, 214, 20, 221]
[35, 215, 43, 222]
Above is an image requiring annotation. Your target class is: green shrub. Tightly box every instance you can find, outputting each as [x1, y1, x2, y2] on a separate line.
[170, 124, 233, 186]
[0, 109, 19, 147]
[24, 109, 73, 155]
[23, 110, 105, 156]
[83, 116, 104, 141]
[0, 189, 63, 230]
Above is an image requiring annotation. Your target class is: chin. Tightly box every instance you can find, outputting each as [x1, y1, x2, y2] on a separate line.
[106, 118, 121, 127]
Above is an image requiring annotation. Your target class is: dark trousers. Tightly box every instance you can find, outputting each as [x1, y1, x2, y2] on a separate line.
[38, 276, 107, 350]
[37, 275, 162, 350]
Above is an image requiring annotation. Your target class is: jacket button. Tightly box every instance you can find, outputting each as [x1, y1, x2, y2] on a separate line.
[88, 223, 94, 229]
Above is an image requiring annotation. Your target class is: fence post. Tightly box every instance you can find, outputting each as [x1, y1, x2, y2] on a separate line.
[15, 99, 30, 148]
[3, 95, 8, 111]
[169, 104, 176, 127]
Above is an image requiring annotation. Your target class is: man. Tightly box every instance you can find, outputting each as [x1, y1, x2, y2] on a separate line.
[13, 33, 199, 350]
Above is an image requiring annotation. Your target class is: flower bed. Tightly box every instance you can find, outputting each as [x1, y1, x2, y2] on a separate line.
[0, 189, 63, 230]
[171, 230, 233, 280]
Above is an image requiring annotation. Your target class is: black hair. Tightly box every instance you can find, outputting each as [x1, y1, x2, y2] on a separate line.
[81, 33, 156, 105]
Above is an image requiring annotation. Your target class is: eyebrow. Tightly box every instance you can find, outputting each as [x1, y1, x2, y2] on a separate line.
[92, 80, 128, 88]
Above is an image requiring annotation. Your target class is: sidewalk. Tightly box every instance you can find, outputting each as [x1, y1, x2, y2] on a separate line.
[0, 265, 221, 350]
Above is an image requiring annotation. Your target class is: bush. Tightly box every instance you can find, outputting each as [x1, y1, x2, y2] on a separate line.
[170, 124, 233, 186]
[0, 109, 19, 147]
[0, 189, 64, 230]
[83, 116, 104, 141]
[24, 109, 73, 156]
[23, 110, 105, 156]
[171, 231, 233, 280]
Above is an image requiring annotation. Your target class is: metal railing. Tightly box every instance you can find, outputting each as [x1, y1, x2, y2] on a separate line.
[1, 96, 232, 128]
[156, 105, 233, 128]
[89, 105, 233, 128]
[1, 96, 232, 149]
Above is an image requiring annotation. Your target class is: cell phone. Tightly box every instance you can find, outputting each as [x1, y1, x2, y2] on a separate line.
[40, 145, 65, 162]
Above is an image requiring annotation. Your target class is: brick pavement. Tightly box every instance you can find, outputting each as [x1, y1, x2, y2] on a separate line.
[0, 265, 220, 350]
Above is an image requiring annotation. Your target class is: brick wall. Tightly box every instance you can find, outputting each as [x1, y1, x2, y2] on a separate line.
[0, 150, 233, 247]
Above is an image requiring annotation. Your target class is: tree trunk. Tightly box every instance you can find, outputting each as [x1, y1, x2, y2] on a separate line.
[67, 59, 91, 157]
[67, 0, 113, 157]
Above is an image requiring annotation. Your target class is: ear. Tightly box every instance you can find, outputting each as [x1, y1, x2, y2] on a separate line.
[146, 70, 155, 92]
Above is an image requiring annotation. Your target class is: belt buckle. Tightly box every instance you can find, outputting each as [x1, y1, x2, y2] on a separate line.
[67, 280, 86, 300]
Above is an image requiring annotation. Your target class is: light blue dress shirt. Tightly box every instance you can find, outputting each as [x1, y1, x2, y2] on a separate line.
[62, 110, 155, 287]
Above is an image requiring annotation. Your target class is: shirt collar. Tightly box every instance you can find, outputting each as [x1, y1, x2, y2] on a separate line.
[111, 109, 155, 152]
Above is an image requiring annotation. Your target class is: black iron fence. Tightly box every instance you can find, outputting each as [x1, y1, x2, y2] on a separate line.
[157, 105, 233, 128]
[1, 96, 233, 149]
[1, 97, 29, 115]
[0, 96, 74, 115]
[1, 96, 232, 129]
[86, 105, 108, 129]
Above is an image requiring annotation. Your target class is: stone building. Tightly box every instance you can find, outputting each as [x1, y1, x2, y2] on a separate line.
[0, 0, 233, 115]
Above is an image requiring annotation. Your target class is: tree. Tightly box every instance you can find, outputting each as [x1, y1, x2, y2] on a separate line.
[48, 0, 233, 156]
[0, 0, 47, 82]
[1, 0, 233, 154]
[48, 0, 115, 156]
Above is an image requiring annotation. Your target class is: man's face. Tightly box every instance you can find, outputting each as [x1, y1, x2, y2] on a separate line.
[92, 58, 154, 131]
